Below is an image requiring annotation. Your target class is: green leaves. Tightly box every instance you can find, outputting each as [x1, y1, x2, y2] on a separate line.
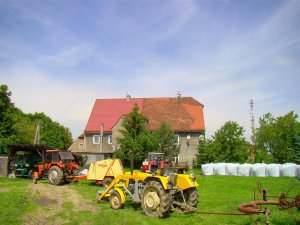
[256, 111, 300, 163]
[0, 84, 73, 154]
[197, 121, 248, 164]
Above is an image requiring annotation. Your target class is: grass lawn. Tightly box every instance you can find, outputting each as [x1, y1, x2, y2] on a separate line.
[0, 175, 299, 225]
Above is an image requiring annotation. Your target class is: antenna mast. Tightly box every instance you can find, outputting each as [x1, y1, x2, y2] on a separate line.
[249, 99, 255, 145]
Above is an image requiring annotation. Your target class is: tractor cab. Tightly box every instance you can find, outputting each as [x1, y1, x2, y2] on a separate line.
[141, 152, 169, 173]
[45, 150, 75, 163]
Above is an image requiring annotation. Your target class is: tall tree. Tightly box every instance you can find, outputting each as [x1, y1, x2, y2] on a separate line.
[0, 84, 15, 154]
[114, 104, 153, 170]
[213, 121, 249, 162]
[197, 121, 248, 164]
[256, 111, 300, 163]
[154, 121, 178, 160]
[0, 84, 73, 153]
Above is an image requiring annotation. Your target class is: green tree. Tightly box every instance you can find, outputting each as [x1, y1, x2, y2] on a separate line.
[197, 121, 248, 164]
[114, 104, 154, 169]
[154, 121, 178, 160]
[256, 111, 300, 163]
[27, 113, 73, 149]
[196, 138, 217, 164]
[0, 84, 15, 154]
[0, 84, 73, 153]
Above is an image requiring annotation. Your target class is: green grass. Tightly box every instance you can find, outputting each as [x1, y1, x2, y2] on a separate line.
[0, 176, 299, 225]
[0, 177, 38, 225]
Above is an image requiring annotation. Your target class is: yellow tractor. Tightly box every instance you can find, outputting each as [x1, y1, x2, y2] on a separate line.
[96, 169, 198, 217]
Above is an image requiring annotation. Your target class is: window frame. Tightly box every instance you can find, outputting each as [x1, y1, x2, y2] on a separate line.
[108, 135, 113, 144]
[93, 135, 100, 144]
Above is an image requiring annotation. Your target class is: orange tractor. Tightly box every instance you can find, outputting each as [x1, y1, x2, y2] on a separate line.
[37, 149, 80, 185]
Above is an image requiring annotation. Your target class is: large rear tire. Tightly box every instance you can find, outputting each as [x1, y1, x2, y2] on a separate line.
[48, 166, 64, 185]
[140, 180, 171, 218]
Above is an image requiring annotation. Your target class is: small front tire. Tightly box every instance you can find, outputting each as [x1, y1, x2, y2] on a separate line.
[109, 190, 124, 210]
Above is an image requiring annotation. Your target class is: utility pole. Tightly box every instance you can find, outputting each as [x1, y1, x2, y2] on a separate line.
[34, 120, 40, 144]
[249, 99, 255, 144]
[249, 99, 255, 162]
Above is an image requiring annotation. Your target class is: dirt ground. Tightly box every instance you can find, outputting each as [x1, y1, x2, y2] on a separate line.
[23, 182, 97, 225]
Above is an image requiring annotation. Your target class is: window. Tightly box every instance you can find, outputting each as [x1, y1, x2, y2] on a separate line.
[93, 135, 100, 144]
[108, 135, 112, 144]
[79, 143, 84, 149]
[174, 134, 180, 145]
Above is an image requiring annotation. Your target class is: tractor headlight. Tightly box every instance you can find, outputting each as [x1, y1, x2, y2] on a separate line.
[25, 164, 30, 167]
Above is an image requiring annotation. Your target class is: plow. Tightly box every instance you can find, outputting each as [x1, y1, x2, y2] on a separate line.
[96, 169, 299, 224]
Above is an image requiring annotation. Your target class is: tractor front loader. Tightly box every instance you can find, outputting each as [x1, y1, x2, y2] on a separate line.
[96, 170, 198, 218]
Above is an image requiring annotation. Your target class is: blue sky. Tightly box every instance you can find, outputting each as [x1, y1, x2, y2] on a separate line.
[0, 0, 299, 139]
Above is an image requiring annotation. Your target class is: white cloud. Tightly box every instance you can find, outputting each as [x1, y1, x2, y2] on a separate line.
[0, 62, 122, 138]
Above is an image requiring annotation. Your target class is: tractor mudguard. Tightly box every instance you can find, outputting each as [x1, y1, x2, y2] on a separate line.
[113, 187, 126, 205]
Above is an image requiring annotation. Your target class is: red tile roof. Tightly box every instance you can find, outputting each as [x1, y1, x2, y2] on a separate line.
[85, 98, 144, 132]
[84, 97, 205, 133]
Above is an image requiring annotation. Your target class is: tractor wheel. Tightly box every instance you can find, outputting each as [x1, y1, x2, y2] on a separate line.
[140, 180, 171, 218]
[48, 166, 64, 185]
[102, 177, 113, 188]
[109, 190, 124, 210]
[175, 187, 199, 208]
[185, 187, 198, 208]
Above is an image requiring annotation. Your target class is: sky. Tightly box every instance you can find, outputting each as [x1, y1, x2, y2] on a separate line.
[0, 0, 299, 140]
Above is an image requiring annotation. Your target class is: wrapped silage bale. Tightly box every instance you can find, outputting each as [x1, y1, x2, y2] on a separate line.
[296, 165, 300, 179]
[201, 163, 214, 176]
[226, 163, 239, 176]
[266, 164, 280, 177]
[237, 164, 251, 176]
[250, 163, 266, 177]
[214, 163, 227, 175]
[280, 163, 297, 177]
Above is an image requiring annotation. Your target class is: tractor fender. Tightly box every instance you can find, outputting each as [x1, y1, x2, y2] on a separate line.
[144, 177, 169, 190]
[113, 187, 126, 204]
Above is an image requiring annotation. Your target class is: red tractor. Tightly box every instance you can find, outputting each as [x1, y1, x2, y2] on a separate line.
[37, 149, 80, 185]
[141, 152, 169, 173]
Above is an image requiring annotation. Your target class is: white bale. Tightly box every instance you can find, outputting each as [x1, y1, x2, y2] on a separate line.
[237, 164, 251, 176]
[280, 163, 297, 177]
[214, 163, 227, 175]
[266, 164, 280, 177]
[296, 165, 300, 179]
[201, 163, 214, 176]
[250, 163, 266, 177]
[226, 163, 239, 176]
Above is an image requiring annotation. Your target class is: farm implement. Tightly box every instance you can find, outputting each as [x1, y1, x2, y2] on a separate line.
[96, 171, 299, 224]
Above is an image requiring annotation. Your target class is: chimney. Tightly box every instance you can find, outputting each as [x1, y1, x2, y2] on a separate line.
[126, 94, 131, 101]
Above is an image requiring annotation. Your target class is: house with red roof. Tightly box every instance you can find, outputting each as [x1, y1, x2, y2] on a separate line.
[69, 94, 205, 166]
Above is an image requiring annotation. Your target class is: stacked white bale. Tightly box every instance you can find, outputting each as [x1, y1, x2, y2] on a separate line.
[296, 165, 300, 179]
[250, 163, 266, 177]
[201, 163, 214, 176]
[226, 163, 239, 176]
[280, 163, 297, 177]
[214, 163, 227, 175]
[266, 164, 280, 177]
[237, 164, 251, 176]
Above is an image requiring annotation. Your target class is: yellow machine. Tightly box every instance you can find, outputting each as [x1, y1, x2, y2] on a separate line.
[86, 159, 124, 187]
[96, 169, 199, 217]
